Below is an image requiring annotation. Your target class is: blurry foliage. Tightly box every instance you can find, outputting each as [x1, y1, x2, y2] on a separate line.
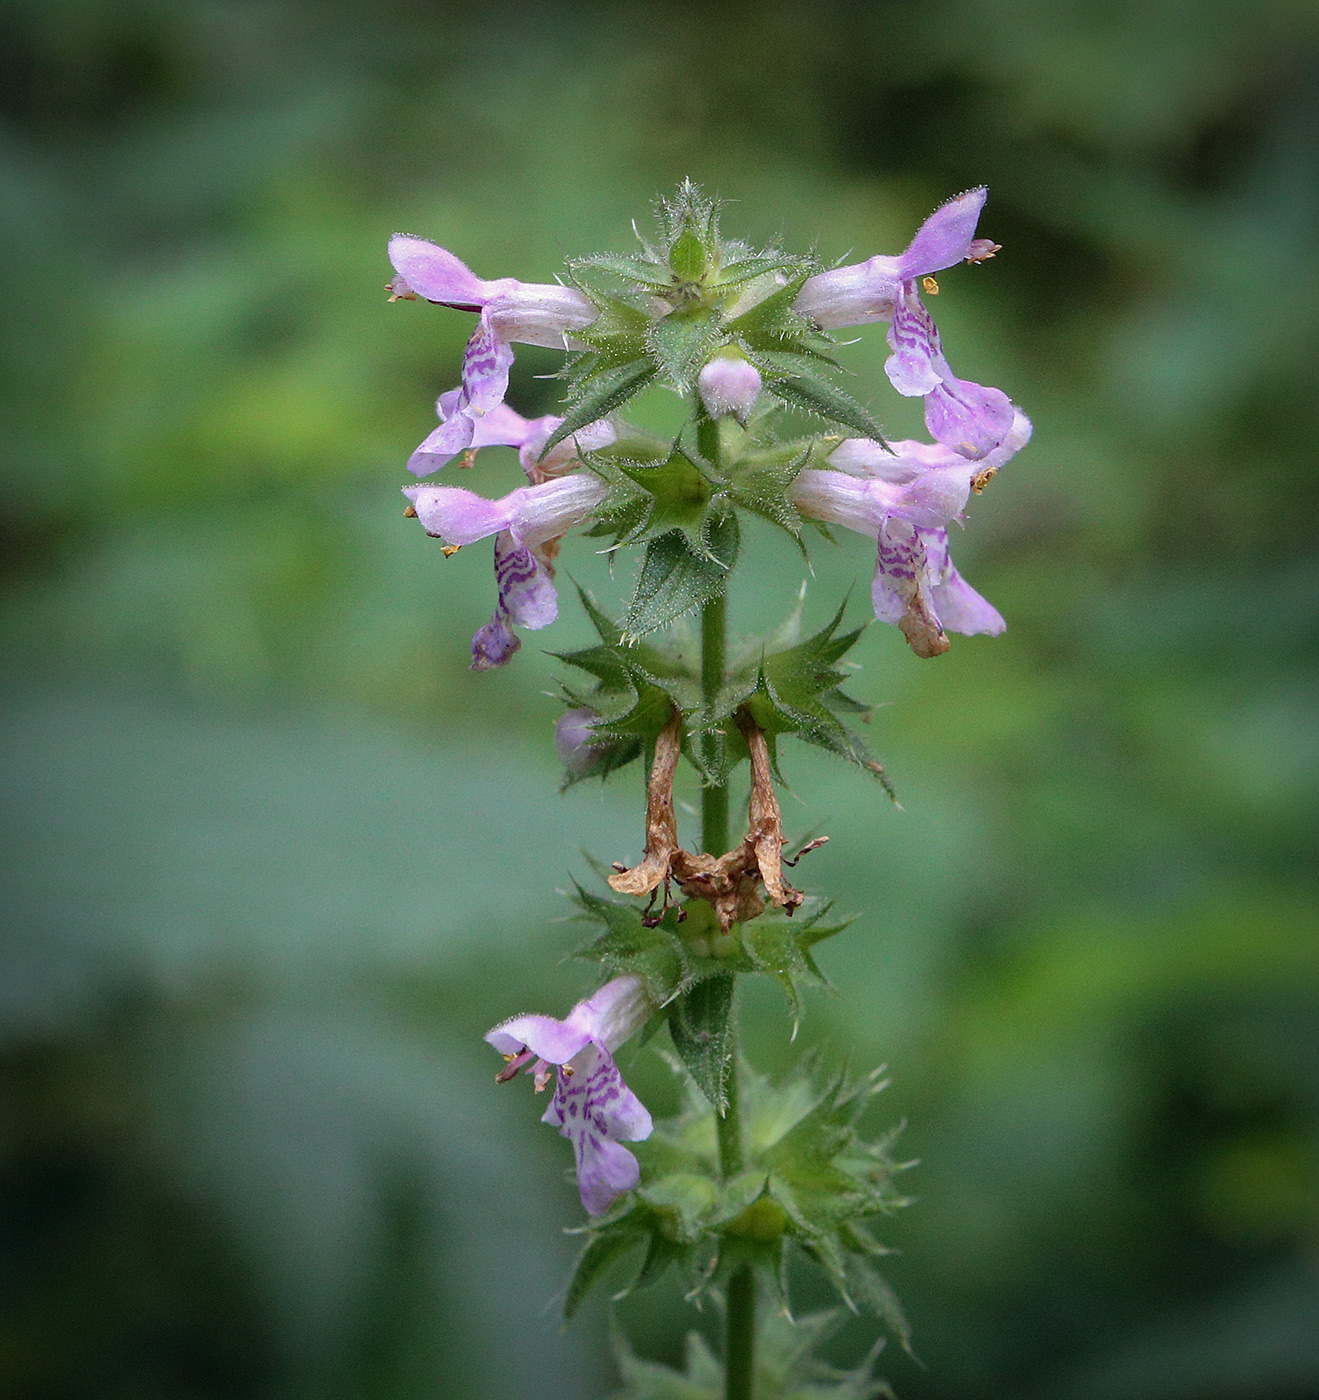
[1, 0, 1317, 1398]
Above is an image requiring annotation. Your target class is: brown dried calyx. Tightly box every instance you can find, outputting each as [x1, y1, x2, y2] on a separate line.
[608, 707, 826, 933]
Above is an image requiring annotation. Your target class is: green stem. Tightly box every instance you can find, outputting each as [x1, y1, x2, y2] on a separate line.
[701, 591, 729, 856]
[700, 588, 755, 1400]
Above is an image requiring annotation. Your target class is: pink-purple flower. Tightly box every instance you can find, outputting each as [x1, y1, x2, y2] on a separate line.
[793, 188, 1012, 460]
[487, 975, 654, 1216]
[389, 235, 597, 465]
[408, 392, 617, 480]
[404, 472, 607, 668]
[790, 410, 1032, 657]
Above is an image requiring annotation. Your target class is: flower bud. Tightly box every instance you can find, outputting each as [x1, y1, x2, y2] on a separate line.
[698, 352, 762, 423]
[555, 707, 605, 775]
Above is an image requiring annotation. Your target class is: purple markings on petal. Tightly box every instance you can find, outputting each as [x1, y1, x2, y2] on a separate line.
[923, 529, 1005, 636]
[486, 977, 654, 1215]
[493, 531, 557, 630]
[872, 522, 1003, 657]
[387, 236, 487, 308]
[885, 293, 943, 396]
[541, 1045, 652, 1215]
[896, 187, 988, 280]
[462, 313, 515, 415]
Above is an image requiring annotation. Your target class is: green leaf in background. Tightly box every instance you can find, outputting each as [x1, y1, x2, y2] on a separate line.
[668, 974, 736, 1113]
[565, 1229, 648, 1322]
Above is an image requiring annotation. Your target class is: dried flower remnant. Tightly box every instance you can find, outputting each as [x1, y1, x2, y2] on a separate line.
[608, 709, 820, 932]
[486, 975, 654, 1215]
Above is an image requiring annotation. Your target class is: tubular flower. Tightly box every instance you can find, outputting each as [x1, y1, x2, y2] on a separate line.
[407, 390, 618, 479]
[388, 235, 598, 463]
[404, 472, 608, 668]
[793, 188, 1012, 459]
[790, 410, 1032, 657]
[487, 975, 654, 1216]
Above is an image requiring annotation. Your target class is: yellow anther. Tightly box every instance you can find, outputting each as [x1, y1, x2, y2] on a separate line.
[441, 544, 461, 557]
[970, 466, 998, 494]
[922, 276, 940, 295]
[458, 449, 477, 469]
[403, 504, 418, 518]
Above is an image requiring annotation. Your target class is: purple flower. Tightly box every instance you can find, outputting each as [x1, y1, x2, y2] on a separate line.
[697, 352, 763, 423]
[389, 235, 598, 464]
[790, 410, 1031, 657]
[487, 975, 654, 1216]
[404, 472, 608, 668]
[794, 188, 1013, 459]
[408, 392, 617, 479]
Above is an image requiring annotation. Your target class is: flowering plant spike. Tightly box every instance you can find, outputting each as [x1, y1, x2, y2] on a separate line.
[388, 180, 1028, 1398]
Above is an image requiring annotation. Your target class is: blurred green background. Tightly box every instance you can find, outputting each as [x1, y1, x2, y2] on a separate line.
[2, 0, 1318, 1396]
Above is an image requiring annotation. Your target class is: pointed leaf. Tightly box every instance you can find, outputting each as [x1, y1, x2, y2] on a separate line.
[668, 973, 735, 1113]
[621, 514, 739, 642]
[564, 1228, 646, 1320]
[542, 358, 658, 459]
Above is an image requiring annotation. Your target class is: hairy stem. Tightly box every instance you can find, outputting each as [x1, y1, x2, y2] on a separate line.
[701, 588, 754, 1400]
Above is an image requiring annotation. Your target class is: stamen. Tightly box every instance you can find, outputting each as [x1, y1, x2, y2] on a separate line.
[922, 276, 939, 295]
[495, 1047, 535, 1083]
[970, 465, 998, 494]
[441, 544, 462, 557]
[403, 504, 418, 518]
[459, 449, 477, 469]
[784, 836, 829, 867]
[533, 1061, 553, 1093]
[965, 239, 1002, 264]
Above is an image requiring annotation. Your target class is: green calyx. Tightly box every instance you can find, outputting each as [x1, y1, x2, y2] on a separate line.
[546, 181, 887, 456]
[610, 1306, 895, 1400]
[563, 1059, 913, 1354]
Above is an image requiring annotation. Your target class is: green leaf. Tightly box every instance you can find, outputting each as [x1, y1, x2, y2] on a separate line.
[572, 885, 692, 1004]
[668, 974, 736, 1113]
[573, 251, 673, 290]
[724, 270, 813, 344]
[621, 511, 739, 642]
[724, 449, 808, 546]
[647, 306, 724, 391]
[845, 1257, 914, 1355]
[542, 358, 658, 459]
[564, 1228, 646, 1320]
[767, 367, 888, 444]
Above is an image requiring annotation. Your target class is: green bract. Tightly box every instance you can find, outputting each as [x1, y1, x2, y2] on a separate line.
[548, 179, 885, 469]
[564, 1061, 912, 1351]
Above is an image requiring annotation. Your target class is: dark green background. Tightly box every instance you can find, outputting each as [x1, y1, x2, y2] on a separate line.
[2, 1, 1317, 1396]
